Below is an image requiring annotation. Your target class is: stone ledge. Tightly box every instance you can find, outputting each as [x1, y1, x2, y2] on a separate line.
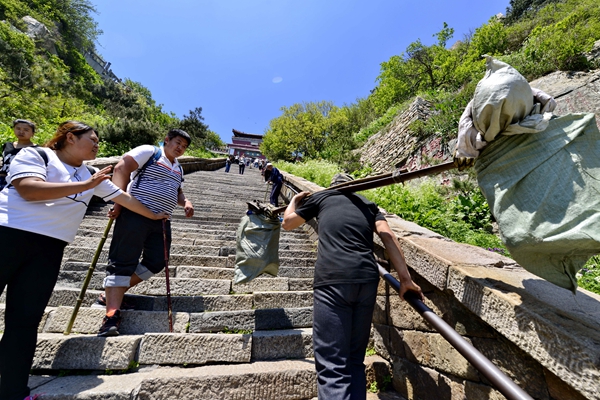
[446, 264, 600, 399]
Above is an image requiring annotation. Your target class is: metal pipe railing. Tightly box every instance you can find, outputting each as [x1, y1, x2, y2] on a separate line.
[378, 263, 534, 400]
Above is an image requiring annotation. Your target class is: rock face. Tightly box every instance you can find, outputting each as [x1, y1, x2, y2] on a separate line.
[530, 69, 600, 130]
[21, 15, 57, 55]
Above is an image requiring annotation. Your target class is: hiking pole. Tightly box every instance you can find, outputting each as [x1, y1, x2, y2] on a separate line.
[377, 262, 533, 400]
[64, 218, 113, 335]
[162, 219, 174, 333]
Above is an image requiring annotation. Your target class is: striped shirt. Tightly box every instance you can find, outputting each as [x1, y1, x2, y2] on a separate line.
[126, 145, 183, 215]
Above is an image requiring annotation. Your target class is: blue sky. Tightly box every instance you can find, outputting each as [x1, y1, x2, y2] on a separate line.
[92, 1, 510, 144]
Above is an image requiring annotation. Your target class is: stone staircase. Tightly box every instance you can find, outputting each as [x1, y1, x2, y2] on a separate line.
[2, 166, 399, 399]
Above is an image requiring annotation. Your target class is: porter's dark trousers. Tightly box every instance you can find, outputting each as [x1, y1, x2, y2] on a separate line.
[312, 281, 379, 400]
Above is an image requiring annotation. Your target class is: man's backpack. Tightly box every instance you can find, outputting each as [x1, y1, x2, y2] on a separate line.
[132, 146, 161, 188]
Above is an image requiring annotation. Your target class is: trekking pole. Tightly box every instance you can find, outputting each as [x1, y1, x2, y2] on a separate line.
[270, 161, 457, 215]
[64, 218, 113, 335]
[162, 219, 174, 333]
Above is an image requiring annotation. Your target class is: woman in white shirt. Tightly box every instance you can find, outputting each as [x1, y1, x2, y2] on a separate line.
[0, 121, 168, 400]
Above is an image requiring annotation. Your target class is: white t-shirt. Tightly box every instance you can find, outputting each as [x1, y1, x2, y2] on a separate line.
[126, 145, 183, 214]
[0, 147, 123, 243]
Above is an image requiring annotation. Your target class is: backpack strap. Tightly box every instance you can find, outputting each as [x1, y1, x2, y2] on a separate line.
[133, 146, 161, 188]
[33, 146, 49, 165]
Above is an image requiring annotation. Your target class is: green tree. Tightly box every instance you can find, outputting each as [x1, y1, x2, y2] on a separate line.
[261, 101, 337, 161]
[180, 107, 209, 145]
[371, 23, 469, 114]
[505, 0, 561, 24]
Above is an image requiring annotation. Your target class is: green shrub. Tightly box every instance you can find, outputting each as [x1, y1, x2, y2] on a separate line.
[276, 159, 343, 189]
[578, 256, 600, 294]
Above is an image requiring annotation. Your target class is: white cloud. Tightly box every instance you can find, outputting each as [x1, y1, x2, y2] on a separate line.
[272, 76, 283, 83]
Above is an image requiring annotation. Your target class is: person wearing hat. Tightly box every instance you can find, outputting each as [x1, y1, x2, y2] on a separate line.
[282, 173, 423, 400]
[264, 162, 283, 206]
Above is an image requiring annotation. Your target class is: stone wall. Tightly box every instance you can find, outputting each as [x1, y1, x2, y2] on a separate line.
[278, 173, 600, 400]
[359, 97, 454, 175]
[87, 156, 227, 174]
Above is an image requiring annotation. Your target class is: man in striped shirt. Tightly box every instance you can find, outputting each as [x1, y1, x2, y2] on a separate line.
[97, 129, 195, 337]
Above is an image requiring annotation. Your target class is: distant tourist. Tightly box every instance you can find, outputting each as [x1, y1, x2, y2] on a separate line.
[239, 155, 245, 174]
[264, 163, 283, 206]
[0, 119, 38, 190]
[225, 155, 232, 173]
[0, 121, 167, 400]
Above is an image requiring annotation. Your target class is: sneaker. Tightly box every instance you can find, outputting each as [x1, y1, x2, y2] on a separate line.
[97, 310, 122, 337]
[24, 395, 41, 400]
[91, 293, 135, 311]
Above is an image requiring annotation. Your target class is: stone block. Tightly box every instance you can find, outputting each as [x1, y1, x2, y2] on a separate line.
[255, 307, 313, 330]
[189, 310, 255, 332]
[392, 357, 467, 400]
[472, 336, 548, 399]
[138, 333, 251, 365]
[371, 323, 392, 360]
[152, 294, 253, 312]
[45, 307, 189, 334]
[130, 277, 231, 296]
[32, 333, 141, 370]
[134, 360, 317, 399]
[447, 264, 600, 400]
[289, 278, 313, 291]
[45, 288, 100, 308]
[373, 295, 388, 325]
[402, 331, 478, 381]
[252, 328, 313, 360]
[175, 266, 234, 280]
[232, 277, 289, 293]
[253, 291, 313, 309]
[388, 295, 432, 331]
[168, 254, 229, 268]
[278, 266, 314, 278]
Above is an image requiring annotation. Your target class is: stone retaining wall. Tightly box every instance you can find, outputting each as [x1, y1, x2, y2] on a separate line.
[279, 173, 600, 400]
[87, 156, 227, 174]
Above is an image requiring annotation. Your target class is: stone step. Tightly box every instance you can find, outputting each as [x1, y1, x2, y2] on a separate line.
[73, 228, 312, 246]
[189, 307, 313, 333]
[29, 359, 317, 399]
[30, 332, 252, 370]
[44, 307, 189, 335]
[129, 277, 231, 296]
[176, 265, 315, 279]
[27, 354, 396, 399]
[65, 239, 316, 259]
[38, 286, 312, 313]
[74, 223, 310, 241]
[62, 247, 232, 267]
[40, 288, 255, 312]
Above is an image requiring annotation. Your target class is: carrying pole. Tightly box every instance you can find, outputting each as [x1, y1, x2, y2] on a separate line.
[377, 263, 533, 400]
[270, 161, 456, 215]
[64, 218, 113, 335]
[162, 219, 174, 333]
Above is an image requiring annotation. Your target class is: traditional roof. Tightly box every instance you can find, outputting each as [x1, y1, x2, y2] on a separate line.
[232, 129, 263, 139]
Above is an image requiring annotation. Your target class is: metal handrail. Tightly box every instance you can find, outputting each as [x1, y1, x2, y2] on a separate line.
[378, 263, 533, 400]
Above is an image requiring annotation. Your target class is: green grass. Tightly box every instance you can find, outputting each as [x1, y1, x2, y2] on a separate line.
[578, 256, 600, 294]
